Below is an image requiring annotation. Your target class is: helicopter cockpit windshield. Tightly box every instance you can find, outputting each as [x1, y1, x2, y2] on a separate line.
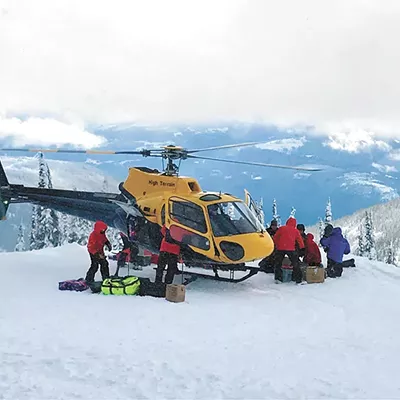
[208, 201, 264, 237]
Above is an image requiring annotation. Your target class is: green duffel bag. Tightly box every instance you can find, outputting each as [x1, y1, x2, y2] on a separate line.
[101, 276, 140, 295]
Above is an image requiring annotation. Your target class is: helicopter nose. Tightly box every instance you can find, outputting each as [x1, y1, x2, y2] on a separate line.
[214, 232, 274, 263]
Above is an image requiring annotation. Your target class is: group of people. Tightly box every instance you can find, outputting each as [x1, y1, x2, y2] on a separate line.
[83, 216, 351, 286]
[83, 219, 181, 285]
[260, 217, 351, 283]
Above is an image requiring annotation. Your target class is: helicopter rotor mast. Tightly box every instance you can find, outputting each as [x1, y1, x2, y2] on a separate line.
[0, 142, 323, 175]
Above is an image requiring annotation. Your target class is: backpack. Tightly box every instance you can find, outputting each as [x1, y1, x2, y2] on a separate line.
[138, 277, 166, 297]
[59, 278, 88, 292]
[101, 276, 140, 295]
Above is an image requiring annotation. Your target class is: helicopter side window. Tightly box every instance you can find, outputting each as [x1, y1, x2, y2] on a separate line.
[169, 197, 207, 234]
[207, 202, 262, 237]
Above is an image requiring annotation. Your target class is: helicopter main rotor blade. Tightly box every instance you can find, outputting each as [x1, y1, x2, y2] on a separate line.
[186, 142, 264, 154]
[0, 148, 157, 156]
[187, 155, 323, 171]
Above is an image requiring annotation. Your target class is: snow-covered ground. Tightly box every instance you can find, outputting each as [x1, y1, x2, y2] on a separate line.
[1, 245, 400, 399]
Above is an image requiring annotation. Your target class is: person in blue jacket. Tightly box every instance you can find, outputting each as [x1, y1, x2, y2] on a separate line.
[320, 227, 350, 278]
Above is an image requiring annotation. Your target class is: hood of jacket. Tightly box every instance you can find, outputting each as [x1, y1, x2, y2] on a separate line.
[286, 217, 296, 228]
[306, 233, 314, 241]
[331, 227, 342, 236]
[94, 221, 108, 234]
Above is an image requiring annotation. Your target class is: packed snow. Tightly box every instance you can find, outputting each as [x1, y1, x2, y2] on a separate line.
[1, 246, 400, 399]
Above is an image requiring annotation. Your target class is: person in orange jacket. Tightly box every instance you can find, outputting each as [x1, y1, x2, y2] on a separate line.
[272, 217, 305, 283]
[85, 220, 112, 283]
[155, 224, 181, 284]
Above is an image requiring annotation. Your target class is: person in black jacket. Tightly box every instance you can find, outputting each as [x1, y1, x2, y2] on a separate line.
[296, 224, 307, 258]
[259, 219, 278, 272]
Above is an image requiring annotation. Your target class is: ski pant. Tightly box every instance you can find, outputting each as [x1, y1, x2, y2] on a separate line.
[155, 251, 178, 284]
[85, 253, 110, 282]
[274, 250, 302, 283]
[327, 258, 343, 278]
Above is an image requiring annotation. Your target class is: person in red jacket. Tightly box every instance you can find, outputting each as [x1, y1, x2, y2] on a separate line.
[304, 233, 322, 266]
[272, 217, 305, 283]
[85, 220, 112, 283]
[155, 224, 181, 284]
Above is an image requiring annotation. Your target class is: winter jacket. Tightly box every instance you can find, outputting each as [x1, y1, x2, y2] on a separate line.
[320, 227, 350, 263]
[304, 233, 321, 265]
[273, 217, 305, 252]
[160, 225, 181, 255]
[87, 221, 112, 255]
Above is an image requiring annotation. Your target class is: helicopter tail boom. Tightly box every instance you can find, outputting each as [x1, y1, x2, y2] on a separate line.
[0, 159, 139, 228]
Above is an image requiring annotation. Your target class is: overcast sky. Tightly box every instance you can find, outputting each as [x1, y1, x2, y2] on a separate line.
[1, 0, 400, 147]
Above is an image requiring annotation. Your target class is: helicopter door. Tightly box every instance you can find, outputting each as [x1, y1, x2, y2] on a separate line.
[167, 197, 210, 252]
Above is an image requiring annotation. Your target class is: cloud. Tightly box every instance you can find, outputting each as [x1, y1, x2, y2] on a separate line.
[372, 163, 397, 173]
[255, 138, 306, 153]
[388, 150, 400, 161]
[324, 130, 391, 152]
[1, 0, 400, 140]
[0, 116, 105, 147]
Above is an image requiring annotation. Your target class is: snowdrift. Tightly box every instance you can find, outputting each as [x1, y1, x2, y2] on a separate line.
[1, 245, 400, 399]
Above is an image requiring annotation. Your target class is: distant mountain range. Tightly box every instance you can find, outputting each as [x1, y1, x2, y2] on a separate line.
[1, 123, 399, 231]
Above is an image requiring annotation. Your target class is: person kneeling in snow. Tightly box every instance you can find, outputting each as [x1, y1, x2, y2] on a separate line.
[320, 227, 350, 278]
[304, 233, 322, 266]
[272, 217, 305, 283]
[85, 221, 112, 283]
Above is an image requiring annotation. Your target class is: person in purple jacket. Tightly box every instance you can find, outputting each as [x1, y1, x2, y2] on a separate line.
[320, 227, 350, 278]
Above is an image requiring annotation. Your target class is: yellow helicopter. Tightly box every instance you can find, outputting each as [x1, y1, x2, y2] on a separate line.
[0, 143, 321, 282]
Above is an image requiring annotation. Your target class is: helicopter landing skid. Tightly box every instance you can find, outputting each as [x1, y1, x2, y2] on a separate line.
[179, 266, 259, 285]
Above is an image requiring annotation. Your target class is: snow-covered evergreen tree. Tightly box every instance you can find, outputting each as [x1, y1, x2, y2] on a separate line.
[15, 222, 26, 252]
[45, 161, 61, 246]
[357, 223, 366, 256]
[364, 211, 377, 260]
[324, 197, 332, 224]
[30, 206, 37, 251]
[33, 153, 48, 250]
[289, 206, 296, 218]
[386, 244, 396, 265]
[30, 152, 61, 250]
[318, 217, 325, 241]
[59, 213, 69, 245]
[272, 199, 280, 226]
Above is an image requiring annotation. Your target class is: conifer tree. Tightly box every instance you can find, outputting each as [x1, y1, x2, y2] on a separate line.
[272, 199, 280, 226]
[44, 162, 61, 247]
[386, 244, 396, 265]
[15, 222, 26, 252]
[60, 212, 70, 245]
[30, 206, 37, 251]
[324, 197, 332, 224]
[289, 206, 296, 218]
[34, 153, 48, 250]
[357, 223, 366, 256]
[364, 211, 377, 260]
[318, 217, 325, 241]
